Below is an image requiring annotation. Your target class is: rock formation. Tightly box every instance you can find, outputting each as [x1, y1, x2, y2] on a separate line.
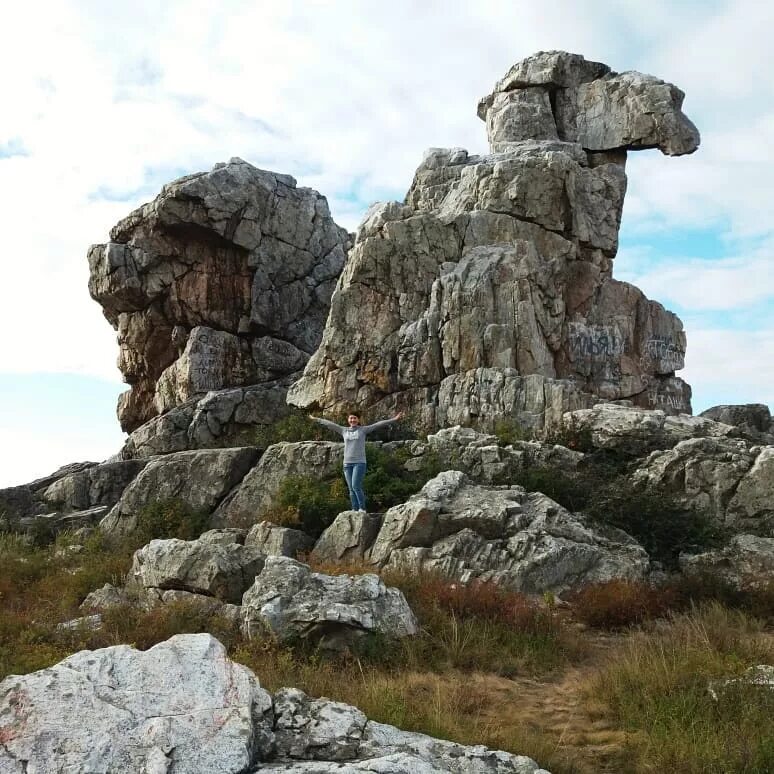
[302, 470, 650, 594]
[0, 634, 549, 773]
[88, 158, 350, 432]
[289, 51, 699, 432]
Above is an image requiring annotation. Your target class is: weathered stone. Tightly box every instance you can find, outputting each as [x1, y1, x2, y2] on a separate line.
[241, 556, 418, 649]
[100, 447, 259, 534]
[0, 634, 548, 773]
[246, 521, 314, 558]
[273, 688, 368, 761]
[212, 441, 343, 529]
[564, 403, 734, 455]
[680, 534, 774, 589]
[56, 614, 103, 632]
[89, 157, 350, 431]
[197, 527, 247, 545]
[478, 51, 700, 156]
[420, 425, 583, 483]
[129, 537, 265, 603]
[288, 52, 695, 432]
[311, 510, 383, 564]
[709, 665, 774, 702]
[42, 459, 146, 511]
[0, 634, 274, 773]
[80, 582, 133, 612]
[370, 472, 648, 593]
[269, 688, 548, 773]
[633, 438, 774, 535]
[700, 403, 774, 443]
[18, 505, 110, 538]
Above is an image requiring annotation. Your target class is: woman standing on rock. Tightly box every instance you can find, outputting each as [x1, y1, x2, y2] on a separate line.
[308, 411, 404, 513]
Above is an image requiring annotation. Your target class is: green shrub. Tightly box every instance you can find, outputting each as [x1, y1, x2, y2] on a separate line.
[133, 498, 210, 544]
[583, 487, 723, 571]
[275, 475, 350, 538]
[272, 446, 442, 537]
[492, 418, 533, 446]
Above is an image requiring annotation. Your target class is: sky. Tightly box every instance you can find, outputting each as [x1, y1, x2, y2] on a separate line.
[1, 0, 773, 487]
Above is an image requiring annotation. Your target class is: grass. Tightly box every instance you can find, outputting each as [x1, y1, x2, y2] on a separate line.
[1, 519, 773, 774]
[590, 603, 774, 773]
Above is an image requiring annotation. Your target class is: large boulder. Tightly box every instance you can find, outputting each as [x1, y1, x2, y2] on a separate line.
[88, 158, 350, 432]
[289, 52, 697, 432]
[41, 459, 146, 511]
[311, 510, 384, 564]
[477, 51, 700, 156]
[100, 447, 259, 534]
[129, 536, 266, 604]
[241, 556, 418, 649]
[632, 438, 774, 535]
[0, 634, 274, 773]
[245, 520, 314, 558]
[0, 634, 549, 773]
[268, 687, 549, 772]
[563, 403, 734, 455]
[700, 403, 774, 444]
[367, 471, 649, 593]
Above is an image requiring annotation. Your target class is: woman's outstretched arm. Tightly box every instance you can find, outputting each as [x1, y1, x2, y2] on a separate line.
[361, 411, 404, 434]
[308, 415, 346, 435]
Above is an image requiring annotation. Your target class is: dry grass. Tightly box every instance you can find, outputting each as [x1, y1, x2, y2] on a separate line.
[588, 603, 774, 773]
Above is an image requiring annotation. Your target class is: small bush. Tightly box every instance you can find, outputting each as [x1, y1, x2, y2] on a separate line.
[274, 475, 350, 538]
[133, 498, 210, 544]
[568, 579, 679, 630]
[668, 571, 774, 623]
[584, 487, 723, 571]
[493, 418, 533, 446]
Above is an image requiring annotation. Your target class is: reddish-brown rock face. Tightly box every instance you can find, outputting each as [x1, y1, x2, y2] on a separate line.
[88, 158, 350, 432]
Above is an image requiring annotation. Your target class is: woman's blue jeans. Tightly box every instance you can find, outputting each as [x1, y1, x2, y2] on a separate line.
[343, 462, 367, 511]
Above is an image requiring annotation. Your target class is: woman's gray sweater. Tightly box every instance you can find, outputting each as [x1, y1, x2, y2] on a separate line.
[313, 417, 397, 463]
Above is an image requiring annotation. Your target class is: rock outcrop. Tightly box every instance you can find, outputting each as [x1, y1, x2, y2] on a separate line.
[680, 534, 774, 589]
[632, 438, 774, 536]
[116, 377, 296, 459]
[289, 51, 697, 433]
[0, 634, 275, 773]
[0, 460, 146, 538]
[129, 536, 266, 604]
[356, 471, 649, 593]
[100, 447, 259, 534]
[88, 158, 350, 432]
[700, 403, 774, 444]
[564, 403, 734, 455]
[0, 634, 549, 773]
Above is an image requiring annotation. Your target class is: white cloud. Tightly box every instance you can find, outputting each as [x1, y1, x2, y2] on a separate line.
[0, 0, 772, 484]
[617, 239, 774, 312]
[683, 327, 774, 413]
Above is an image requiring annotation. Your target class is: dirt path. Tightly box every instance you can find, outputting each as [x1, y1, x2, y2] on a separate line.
[436, 632, 633, 773]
